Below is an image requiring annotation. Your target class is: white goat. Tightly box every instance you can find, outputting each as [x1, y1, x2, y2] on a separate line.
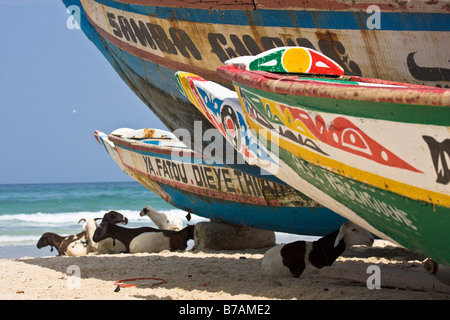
[65, 239, 90, 256]
[129, 225, 195, 253]
[65, 218, 100, 256]
[76, 218, 100, 252]
[139, 206, 182, 231]
[262, 221, 374, 278]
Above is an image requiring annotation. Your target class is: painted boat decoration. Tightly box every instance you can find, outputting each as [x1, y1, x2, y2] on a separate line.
[174, 47, 347, 173]
[225, 47, 344, 76]
[94, 128, 347, 235]
[175, 71, 278, 173]
[214, 47, 450, 266]
[63, 0, 450, 154]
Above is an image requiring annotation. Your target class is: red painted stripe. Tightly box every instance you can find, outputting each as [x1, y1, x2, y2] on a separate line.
[85, 13, 229, 84]
[217, 65, 450, 106]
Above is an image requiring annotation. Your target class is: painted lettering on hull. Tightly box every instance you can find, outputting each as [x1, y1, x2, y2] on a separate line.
[106, 12, 202, 60]
[140, 154, 295, 200]
[80, 0, 450, 87]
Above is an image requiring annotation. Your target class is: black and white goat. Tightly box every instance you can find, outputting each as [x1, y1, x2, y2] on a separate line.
[68, 210, 129, 255]
[96, 210, 128, 253]
[93, 222, 195, 254]
[261, 221, 374, 278]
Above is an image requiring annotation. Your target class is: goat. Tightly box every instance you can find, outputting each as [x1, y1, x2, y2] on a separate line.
[261, 221, 374, 278]
[102, 210, 129, 225]
[80, 210, 129, 254]
[130, 225, 195, 253]
[139, 206, 182, 231]
[37, 230, 86, 256]
[37, 210, 129, 256]
[93, 222, 195, 254]
[69, 218, 102, 255]
[37, 218, 95, 257]
[65, 210, 130, 256]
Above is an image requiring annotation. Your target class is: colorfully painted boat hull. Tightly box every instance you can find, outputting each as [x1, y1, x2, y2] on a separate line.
[217, 64, 450, 265]
[63, 0, 450, 152]
[94, 129, 347, 235]
[176, 71, 288, 180]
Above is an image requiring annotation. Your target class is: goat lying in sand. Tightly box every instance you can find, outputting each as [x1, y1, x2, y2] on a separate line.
[82, 210, 129, 254]
[93, 222, 195, 254]
[37, 210, 129, 256]
[64, 218, 100, 256]
[36, 230, 86, 256]
[262, 221, 374, 278]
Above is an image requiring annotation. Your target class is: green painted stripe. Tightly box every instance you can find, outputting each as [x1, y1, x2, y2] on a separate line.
[298, 77, 359, 85]
[236, 83, 450, 126]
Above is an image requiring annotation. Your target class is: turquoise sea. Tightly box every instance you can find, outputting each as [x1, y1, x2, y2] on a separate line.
[0, 181, 199, 259]
[0, 181, 307, 259]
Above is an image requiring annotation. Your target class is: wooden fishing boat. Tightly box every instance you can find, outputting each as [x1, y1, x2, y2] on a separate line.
[213, 47, 450, 266]
[63, 0, 450, 152]
[94, 128, 346, 235]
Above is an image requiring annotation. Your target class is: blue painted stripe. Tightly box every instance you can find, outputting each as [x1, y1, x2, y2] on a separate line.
[98, 138, 112, 157]
[158, 182, 346, 235]
[95, 0, 450, 31]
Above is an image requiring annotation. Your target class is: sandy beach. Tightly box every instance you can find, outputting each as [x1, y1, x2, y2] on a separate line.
[0, 240, 449, 301]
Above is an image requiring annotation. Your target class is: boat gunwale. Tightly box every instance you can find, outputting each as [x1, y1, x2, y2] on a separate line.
[97, 0, 450, 14]
[217, 65, 450, 107]
[108, 134, 203, 159]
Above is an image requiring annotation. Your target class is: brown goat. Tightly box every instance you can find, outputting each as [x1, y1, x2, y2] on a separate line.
[36, 231, 86, 256]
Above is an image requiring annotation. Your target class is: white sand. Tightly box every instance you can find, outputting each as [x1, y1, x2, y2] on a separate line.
[0, 240, 448, 300]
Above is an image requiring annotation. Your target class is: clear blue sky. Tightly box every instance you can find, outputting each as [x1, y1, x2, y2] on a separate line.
[0, 0, 167, 184]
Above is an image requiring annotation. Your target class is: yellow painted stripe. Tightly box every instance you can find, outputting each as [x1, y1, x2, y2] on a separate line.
[177, 72, 208, 118]
[259, 96, 319, 141]
[246, 116, 450, 208]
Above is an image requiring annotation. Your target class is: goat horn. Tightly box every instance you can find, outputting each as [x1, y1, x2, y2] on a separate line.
[94, 218, 103, 221]
[78, 218, 86, 224]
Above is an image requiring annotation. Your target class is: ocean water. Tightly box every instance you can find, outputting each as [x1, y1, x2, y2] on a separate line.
[0, 181, 310, 259]
[0, 181, 197, 259]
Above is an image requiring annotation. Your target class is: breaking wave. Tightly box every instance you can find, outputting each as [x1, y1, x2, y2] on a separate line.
[0, 209, 206, 247]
